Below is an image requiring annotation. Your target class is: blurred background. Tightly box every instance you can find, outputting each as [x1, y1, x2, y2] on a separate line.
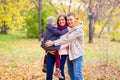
[0, 0, 120, 80]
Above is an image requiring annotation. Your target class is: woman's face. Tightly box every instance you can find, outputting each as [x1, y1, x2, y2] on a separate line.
[58, 16, 66, 26]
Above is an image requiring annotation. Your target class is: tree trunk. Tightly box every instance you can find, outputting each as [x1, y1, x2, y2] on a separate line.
[68, 0, 72, 13]
[88, 0, 94, 43]
[38, 0, 43, 41]
[0, 21, 7, 34]
[78, 4, 81, 18]
[89, 15, 94, 43]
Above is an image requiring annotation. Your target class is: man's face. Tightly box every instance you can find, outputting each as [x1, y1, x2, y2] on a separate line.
[67, 16, 76, 28]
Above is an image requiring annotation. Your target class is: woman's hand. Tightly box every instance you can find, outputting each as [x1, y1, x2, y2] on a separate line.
[45, 40, 54, 47]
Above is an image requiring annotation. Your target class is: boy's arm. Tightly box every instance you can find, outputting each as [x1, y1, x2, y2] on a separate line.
[47, 25, 68, 35]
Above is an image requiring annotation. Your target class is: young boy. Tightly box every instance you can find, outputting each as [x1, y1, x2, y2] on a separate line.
[41, 16, 68, 79]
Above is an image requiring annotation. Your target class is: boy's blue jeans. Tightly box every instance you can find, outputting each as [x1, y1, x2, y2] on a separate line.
[67, 56, 83, 80]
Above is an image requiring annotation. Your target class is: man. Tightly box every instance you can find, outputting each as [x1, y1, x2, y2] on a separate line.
[45, 13, 84, 80]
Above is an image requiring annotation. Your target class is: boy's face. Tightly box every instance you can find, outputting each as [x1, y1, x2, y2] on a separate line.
[67, 15, 76, 28]
[51, 20, 57, 27]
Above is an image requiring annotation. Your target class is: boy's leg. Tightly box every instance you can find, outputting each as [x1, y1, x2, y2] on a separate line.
[67, 58, 76, 80]
[54, 50, 60, 68]
[44, 50, 47, 64]
[54, 51, 64, 79]
[73, 56, 83, 80]
[44, 55, 47, 64]
[42, 55, 47, 72]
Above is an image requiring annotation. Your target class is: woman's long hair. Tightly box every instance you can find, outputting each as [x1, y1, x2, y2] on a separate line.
[57, 14, 68, 27]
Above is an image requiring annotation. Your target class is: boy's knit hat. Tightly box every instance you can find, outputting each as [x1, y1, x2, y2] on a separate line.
[47, 16, 56, 24]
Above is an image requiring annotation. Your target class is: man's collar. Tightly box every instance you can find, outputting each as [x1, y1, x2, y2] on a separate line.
[72, 18, 80, 28]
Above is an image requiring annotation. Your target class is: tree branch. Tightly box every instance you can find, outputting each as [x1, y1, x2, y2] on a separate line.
[59, 1, 66, 14]
[98, 5, 116, 38]
[46, 0, 59, 15]
[33, 0, 39, 10]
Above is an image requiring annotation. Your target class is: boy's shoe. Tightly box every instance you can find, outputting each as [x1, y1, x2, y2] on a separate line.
[54, 69, 64, 79]
[42, 64, 46, 73]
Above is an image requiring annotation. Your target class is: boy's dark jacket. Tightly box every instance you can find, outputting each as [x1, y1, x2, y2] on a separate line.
[41, 24, 68, 50]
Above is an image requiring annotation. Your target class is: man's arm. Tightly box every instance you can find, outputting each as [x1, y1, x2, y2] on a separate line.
[46, 27, 84, 47]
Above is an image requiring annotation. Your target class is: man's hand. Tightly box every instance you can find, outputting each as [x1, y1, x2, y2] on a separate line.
[45, 40, 54, 47]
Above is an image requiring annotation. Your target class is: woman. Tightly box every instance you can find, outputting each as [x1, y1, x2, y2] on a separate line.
[57, 15, 69, 80]
[46, 15, 68, 80]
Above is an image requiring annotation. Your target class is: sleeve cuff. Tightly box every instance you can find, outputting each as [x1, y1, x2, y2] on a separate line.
[53, 41, 58, 46]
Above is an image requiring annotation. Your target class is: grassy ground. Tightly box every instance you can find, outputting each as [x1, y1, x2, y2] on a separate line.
[0, 32, 120, 80]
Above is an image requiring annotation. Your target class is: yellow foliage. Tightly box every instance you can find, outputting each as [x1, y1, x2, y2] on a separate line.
[92, 1, 98, 6]
[0, 0, 34, 30]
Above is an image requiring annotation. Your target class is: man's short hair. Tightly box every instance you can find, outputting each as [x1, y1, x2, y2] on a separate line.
[67, 13, 75, 17]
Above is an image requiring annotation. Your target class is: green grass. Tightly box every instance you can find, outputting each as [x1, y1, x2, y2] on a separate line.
[0, 32, 120, 63]
[0, 32, 44, 62]
[0, 34, 21, 42]
[0, 30, 26, 41]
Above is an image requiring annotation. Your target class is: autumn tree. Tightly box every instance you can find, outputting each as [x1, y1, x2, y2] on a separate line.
[81, 0, 120, 42]
[98, 0, 120, 38]
[0, 0, 34, 33]
[0, 0, 8, 34]
[33, 0, 42, 40]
